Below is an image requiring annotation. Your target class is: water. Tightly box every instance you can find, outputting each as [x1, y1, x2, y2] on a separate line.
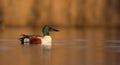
[0, 27, 120, 65]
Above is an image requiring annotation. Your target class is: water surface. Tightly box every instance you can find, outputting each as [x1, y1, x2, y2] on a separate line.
[0, 27, 120, 65]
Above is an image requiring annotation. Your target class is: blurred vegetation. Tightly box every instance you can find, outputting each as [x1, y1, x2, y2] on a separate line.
[0, 0, 120, 28]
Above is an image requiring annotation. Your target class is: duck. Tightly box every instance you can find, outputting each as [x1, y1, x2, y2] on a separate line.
[19, 25, 59, 48]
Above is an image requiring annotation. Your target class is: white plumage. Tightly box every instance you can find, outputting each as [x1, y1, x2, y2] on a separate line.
[41, 36, 52, 49]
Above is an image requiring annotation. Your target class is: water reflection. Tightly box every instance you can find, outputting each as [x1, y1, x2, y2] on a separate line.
[42, 50, 51, 65]
[0, 27, 119, 65]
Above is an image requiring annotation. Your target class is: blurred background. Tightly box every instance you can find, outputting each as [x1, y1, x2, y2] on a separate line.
[0, 0, 120, 28]
[0, 0, 120, 65]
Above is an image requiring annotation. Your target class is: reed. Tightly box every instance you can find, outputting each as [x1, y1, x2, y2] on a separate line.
[0, 0, 119, 28]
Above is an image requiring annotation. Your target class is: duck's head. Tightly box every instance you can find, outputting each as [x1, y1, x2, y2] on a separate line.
[42, 25, 59, 36]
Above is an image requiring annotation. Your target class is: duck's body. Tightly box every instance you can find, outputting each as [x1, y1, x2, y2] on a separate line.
[29, 35, 51, 45]
[19, 25, 59, 48]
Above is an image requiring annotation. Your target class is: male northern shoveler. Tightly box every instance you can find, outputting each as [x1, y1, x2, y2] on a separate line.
[19, 25, 59, 48]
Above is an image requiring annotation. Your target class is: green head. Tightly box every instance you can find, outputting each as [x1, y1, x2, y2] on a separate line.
[42, 25, 59, 36]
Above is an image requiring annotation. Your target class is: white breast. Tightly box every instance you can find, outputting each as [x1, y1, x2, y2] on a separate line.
[41, 36, 52, 49]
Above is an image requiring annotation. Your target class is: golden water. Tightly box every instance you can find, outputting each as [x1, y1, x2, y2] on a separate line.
[0, 27, 119, 65]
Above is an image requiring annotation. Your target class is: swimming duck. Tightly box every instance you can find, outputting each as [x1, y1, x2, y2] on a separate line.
[19, 25, 59, 48]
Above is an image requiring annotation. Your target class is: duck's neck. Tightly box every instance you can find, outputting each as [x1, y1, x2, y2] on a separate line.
[42, 25, 50, 36]
[43, 31, 49, 36]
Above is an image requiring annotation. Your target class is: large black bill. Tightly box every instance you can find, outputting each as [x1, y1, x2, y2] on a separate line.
[52, 28, 59, 32]
[50, 27, 59, 32]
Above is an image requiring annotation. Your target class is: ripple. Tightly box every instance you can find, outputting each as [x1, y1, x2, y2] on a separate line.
[0, 38, 18, 42]
[68, 46, 88, 49]
[104, 46, 120, 48]
[0, 46, 10, 50]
